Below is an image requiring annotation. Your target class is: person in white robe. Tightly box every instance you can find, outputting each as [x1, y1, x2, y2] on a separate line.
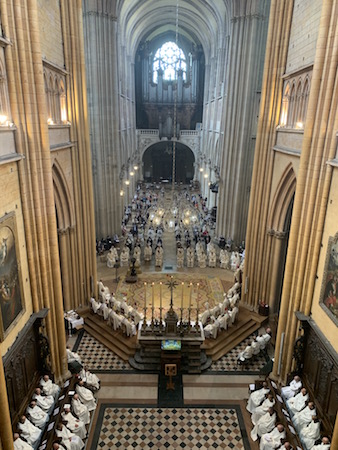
[299, 416, 321, 449]
[79, 368, 100, 391]
[251, 394, 275, 425]
[90, 297, 102, 314]
[279, 443, 293, 450]
[246, 381, 270, 413]
[218, 311, 230, 331]
[26, 401, 49, 428]
[260, 424, 286, 450]
[61, 406, 86, 439]
[238, 344, 253, 364]
[55, 422, 84, 450]
[250, 407, 276, 441]
[312, 437, 331, 450]
[13, 433, 34, 450]
[251, 337, 261, 357]
[76, 380, 96, 411]
[17, 415, 41, 446]
[293, 402, 316, 431]
[262, 328, 272, 347]
[256, 334, 266, 351]
[40, 374, 60, 398]
[71, 393, 90, 425]
[32, 387, 54, 412]
[287, 388, 309, 415]
[281, 375, 302, 400]
[229, 306, 239, 325]
[66, 348, 83, 373]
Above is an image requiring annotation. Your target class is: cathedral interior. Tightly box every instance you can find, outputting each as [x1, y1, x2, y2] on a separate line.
[0, 0, 337, 449]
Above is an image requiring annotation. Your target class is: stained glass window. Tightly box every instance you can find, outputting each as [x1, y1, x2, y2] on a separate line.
[153, 41, 186, 83]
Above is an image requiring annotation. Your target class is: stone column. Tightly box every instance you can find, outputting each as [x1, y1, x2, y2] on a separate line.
[266, 230, 287, 310]
[58, 228, 71, 312]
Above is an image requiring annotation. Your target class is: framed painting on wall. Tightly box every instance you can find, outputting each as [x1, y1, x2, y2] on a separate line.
[0, 213, 24, 341]
[319, 232, 338, 327]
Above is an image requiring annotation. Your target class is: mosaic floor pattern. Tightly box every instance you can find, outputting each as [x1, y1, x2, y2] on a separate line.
[209, 333, 270, 373]
[74, 331, 132, 372]
[91, 405, 249, 449]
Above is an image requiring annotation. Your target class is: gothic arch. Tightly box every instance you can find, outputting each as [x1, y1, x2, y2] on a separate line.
[52, 161, 74, 229]
[267, 164, 296, 313]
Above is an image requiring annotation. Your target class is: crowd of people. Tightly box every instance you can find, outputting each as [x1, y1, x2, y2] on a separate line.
[246, 376, 331, 449]
[13, 364, 100, 450]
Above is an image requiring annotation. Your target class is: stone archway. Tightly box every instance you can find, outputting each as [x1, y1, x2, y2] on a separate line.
[142, 141, 195, 183]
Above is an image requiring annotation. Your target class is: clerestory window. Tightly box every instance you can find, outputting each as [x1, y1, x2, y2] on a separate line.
[153, 41, 186, 84]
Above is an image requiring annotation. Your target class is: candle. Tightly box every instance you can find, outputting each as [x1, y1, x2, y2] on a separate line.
[160, 282, 162, 310]
[181, 282, 184, 310]
[144, 282, 147, 308]
[152, 282, 154, 309]
[189, 282, 193, 309]
[196, 282, 199, 305]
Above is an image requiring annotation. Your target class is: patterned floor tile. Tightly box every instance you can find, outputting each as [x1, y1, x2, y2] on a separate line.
[91, 406, 249, 450]
[208, 333, 270, 373]
[74, 331, 133, 372]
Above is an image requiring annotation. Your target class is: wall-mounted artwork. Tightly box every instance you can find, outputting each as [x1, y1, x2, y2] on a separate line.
[0, 213, 24, 341]
[319, 233, 338, 326]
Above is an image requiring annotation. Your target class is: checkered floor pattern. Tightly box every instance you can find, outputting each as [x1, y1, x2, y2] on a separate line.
[209, 333, 269, 373]
[74, 332, 132, 372]
[93, 406, 247, 449]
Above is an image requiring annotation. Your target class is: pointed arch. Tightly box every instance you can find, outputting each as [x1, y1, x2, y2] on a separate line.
[52, 161, 75, 229]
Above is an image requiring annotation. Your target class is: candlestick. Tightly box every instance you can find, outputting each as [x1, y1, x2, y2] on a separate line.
[160, 282, 162, 310]
[196, 282, 199, 305]
[144, 282, 147, 309]
[189, 282, 192, 309]
[152, 282, 155, 309]
[181, 282, 184, 310]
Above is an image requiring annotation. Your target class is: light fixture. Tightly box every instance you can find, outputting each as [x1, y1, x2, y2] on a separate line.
[199, 167, 204, 172]
[296, 122, 303, 129]
[125, 180, 130, 186]
[130, 171, 134, 176]
[204, 173, 208, 178]
[0, 115, 8, 125]
[120, 190, 124, 196]
[133, 165, 138, 171]
[47, 118, 54, 125]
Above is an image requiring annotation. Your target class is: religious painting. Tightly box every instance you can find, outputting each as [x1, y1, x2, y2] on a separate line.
[319, 233, 338, 326]
[0, 213, 24, 341]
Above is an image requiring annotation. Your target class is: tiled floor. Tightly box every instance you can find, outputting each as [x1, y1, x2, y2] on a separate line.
[90, 405, 250, 449]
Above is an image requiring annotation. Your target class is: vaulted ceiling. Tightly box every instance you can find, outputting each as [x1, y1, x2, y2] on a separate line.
[116, 0, 231, 61]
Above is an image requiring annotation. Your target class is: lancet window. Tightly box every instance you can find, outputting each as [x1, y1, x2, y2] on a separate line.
[43, 63, 68, 125]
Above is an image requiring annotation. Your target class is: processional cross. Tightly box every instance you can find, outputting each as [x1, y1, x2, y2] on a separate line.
[166, 276, 178, 310]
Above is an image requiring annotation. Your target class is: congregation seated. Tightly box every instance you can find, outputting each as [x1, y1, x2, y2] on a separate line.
[299, 416, 321, 449]
[71, 393, 90, 425]
[292, 401, 316, 432]
[286, 387, 309, 415]
[55, 422, 85, 450]
[13, 432, 34, 450]
[281, 375, 302, 400]
[75, 380, 97, 412]
[247, 381, 270, 413]
[251, 393, 276, 425]
[259, 423, 286, 450]
[40, 374, 60, 399]
[26, 400, 49, 429]
[312, 436, 331, 449]
[32, 387, 54, 412]
[17, 415, 41, 447]
[250, 407, 276, 442]
[61, 404, 86, 439]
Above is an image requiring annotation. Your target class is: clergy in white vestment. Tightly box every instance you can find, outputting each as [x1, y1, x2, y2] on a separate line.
[286, 388, 309, 415]
[66, 348, 83, 373]
[71, 393, 90, 425]
[279, 442, 293, 450]
[26, 401, 49, 428]
[260, 424, 286, 450]
[246, 381, 270, 413]
[40, 374, 60, 398]
[257, 334, 266, 350]
[312, 437, 331, 450]
[61, 405, 86, 439]
[251, 394, 275, 425]
[79, 368, 100, 390]
[251, 337, 261, 356]
[32, 387, 54, 412]
[299, 417, 321, 449]
[76, 380, 96, 411]
[17, 415, 41, 446]
[90, 297, 102, 314]
[250, 407, 276, 441]
[238, 344, 253, 363]
[55, 423, 85, 450]
[281, 375, 302, 400]
[13, 433, 34, 450]
[292, 401, 316, 431]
